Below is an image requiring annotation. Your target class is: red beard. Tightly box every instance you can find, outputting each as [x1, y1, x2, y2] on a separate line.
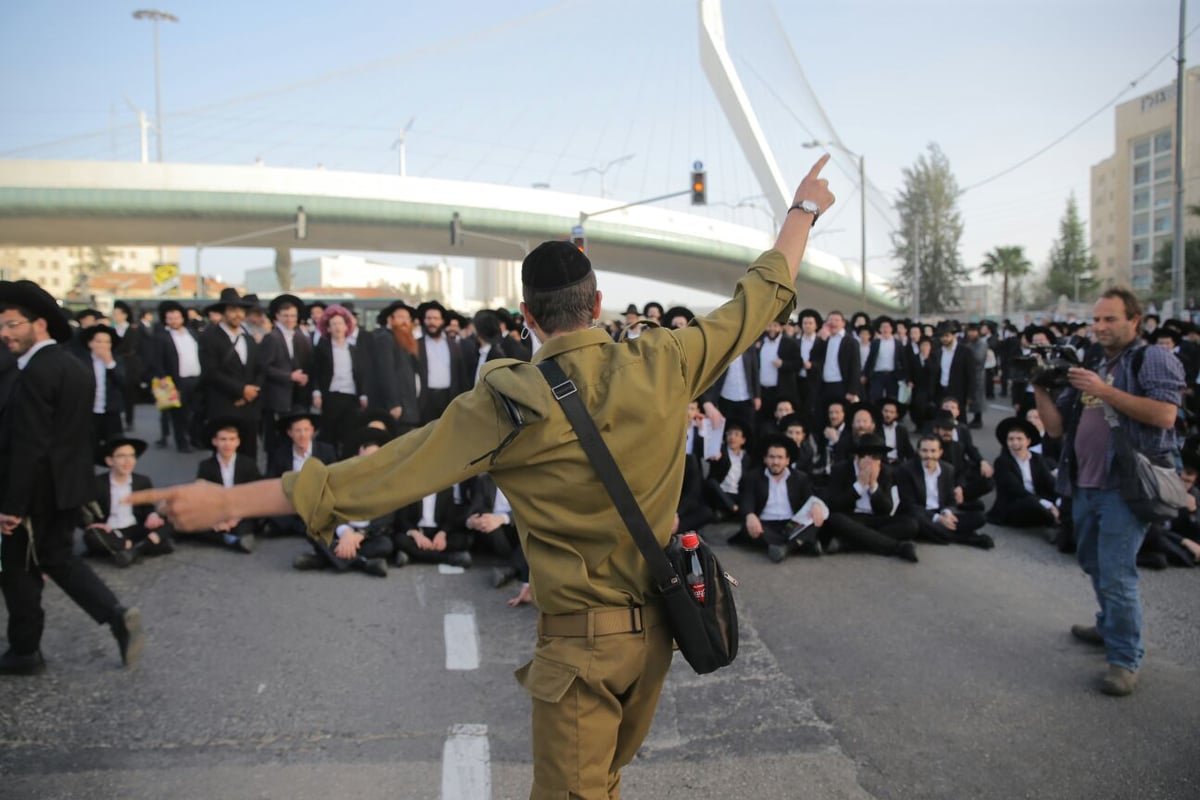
[393, 324, 418, 356]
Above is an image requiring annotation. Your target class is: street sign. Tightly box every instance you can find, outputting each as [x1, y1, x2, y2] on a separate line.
[152, 262, 180, 296]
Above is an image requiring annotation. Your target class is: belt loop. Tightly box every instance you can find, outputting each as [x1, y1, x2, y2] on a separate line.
[536, 614, 544, 638]
[586, 610, 595, 648]
[630, 606, 643, 635]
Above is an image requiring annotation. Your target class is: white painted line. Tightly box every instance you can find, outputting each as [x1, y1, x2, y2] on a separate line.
[439, 564, 466, 575]
[444, 611, 480, 671]
[442, 723, 490, 800]
[989, 403, 1013, 412]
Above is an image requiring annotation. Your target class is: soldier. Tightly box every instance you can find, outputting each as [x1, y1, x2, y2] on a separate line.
[134, 156, 836, 798]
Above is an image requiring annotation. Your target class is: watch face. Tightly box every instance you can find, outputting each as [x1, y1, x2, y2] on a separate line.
[801, 200, 819, 214]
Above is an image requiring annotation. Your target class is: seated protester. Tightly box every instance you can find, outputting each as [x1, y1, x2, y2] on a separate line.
[1136, 449, 1200, 569]
[780, 413, 818, 476]
[931, 397, 983, 458]
[846, 403, 881, 450]
[676, 449, 714, 535]
[878, 398, 915, 465]
[464, 473, 531, 605]
[703, 421, 750, 519]
[292, 428, 396, 577]
[193, 418, 259, 554]
[81, 437, 176, 567]
[729, 436, 823, 563]
[818, 434, 920, 563]
[896, 433, 993, 549]
[353, 407, 398, 441]
[264, 408, 339, 536]
[986, 417, 1059, 529]
[756, 397, 797, 442]
[684, 400, 707, 468]
[818, 399, 851, 474]
[931, 409, 995, 507]
[1022, 406, 1060, 471]
[395, 483, 473, 568]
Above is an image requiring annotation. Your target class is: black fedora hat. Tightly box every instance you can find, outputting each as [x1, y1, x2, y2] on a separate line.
[267, 293, 305, 320]
[415, 300, 447, 320]
[0, 280, 73, 343]
[344, 426, 392, 455]
[355, 407, 396, 436]
[376, 299, 415, 327]
[996, 416, 1042, 447]
[642, 301, 664, 318]
[80, 324, 119, 346]
[931, 409, 958, 430]
[761, 433, 798, 463]
[664, 306, 695, 328]
[205, 288, 257, 314]
[157, 300, 186, 324]
[242, 293, 263, 311]
[623, 303, 640, 316]
[852, 433, 891, 458]
[205, 415, 245, 444]
[96, 436, 148, 466]
[277, 407, 320, 434]
[873, 315, 895, 331]
[877, 397, 908, 421]
[935, 320, 958, 337]
[797, 307, 823, 327]
[847, 402, 881, 430]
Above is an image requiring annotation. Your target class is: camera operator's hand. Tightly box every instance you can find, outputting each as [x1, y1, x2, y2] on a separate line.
[1067, 367, 1110, 399]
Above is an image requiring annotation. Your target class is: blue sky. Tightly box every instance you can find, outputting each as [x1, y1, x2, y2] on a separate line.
[0, 0, 1188, 309]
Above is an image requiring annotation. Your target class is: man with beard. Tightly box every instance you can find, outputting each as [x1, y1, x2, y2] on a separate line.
[756, 320, 801, 431]
[896, 433, 993, 549]
[812, 310, 861, 407]
[367, 300, 422, 435]
[795, 308, 822, 422]
[0, 281, 143, 674]
[260, 294, 313, 456]
[151, 301, 203, 452]
[864, 316, 909, 404]
[198, 289, 265, 458]
[416, 300, 468, 422]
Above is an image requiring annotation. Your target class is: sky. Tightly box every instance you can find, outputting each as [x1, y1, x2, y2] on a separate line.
[0, 0, 1191, 310]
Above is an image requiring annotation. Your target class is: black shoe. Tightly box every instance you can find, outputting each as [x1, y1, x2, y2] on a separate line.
[233, 534, 256, 554]
[896, 541, 919, 563]
[0, 648, 46, 676]
[393, 550, 410, 568]
[357, 557, 388, 578]
[823, 537, 842, 555]
[971, 533, 995, 550]
[445, 551, 472, 568]
[154, 438, 169, 449]
[796, 540, 822, 557]
[1071, 624, 1106, 647]
[111, 607, 144, 669]
[492, 566, 519, 589]
[292, 552, 325, 571]
[969, 415, 983, 429]
[766, 543, 788, 563]
[111, 546, 137, 568]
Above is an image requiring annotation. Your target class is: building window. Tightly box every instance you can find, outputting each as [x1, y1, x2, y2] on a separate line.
[17, 259, 25, 268]
[1154, 155, 1173, 181]
[1133, 212, 1150, 236]
[1133, 190, 1150, 211]
[1133, 138, 1151, 160]
[1154, 210, 1172, 233]
[51, 276, 59, 288]
[1133, 239, 1150, 264]
[1133, 163, 1151, 186]
[1155, 187, 1173, 208]
[1154, 130, 1172, 153]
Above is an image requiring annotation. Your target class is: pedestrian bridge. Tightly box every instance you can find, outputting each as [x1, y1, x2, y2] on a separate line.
[0, 159, 896, 311]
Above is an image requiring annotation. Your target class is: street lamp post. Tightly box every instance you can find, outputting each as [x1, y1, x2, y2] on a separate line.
[803, 141, 867, 312]
[132, 9, 178, 163]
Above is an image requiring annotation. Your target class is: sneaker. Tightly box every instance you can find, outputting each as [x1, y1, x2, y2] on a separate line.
[292, 553, 325, 571]
[492, 566, 519, 589]
[1099, 664, 1138, 696]
[358, 557, 388, 578]
[766, 543, 788, 563]
[111, 607, 144, 669]
[0, 648, 46, 676]
[1070, 624, 1105, 647]
[896, 541, 919, 563]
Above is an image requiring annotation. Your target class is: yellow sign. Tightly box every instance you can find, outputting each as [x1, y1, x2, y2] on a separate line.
[153, 262, 180, 296]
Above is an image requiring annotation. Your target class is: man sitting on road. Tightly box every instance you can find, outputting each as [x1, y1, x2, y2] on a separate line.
[730, 436, 826, 563]
[818, 434, 920, 563]
[82, 437, 176, 567]
[896, 433, 993, 549]
[193, 419, 259, 554]
[264, 409, 338, 537]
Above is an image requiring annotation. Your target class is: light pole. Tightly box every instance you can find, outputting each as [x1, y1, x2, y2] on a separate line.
[132, 9, 178, 163]
[393, 116, 416, 176]
[573, 154, 636, 198]
[804, 140, 867, 312]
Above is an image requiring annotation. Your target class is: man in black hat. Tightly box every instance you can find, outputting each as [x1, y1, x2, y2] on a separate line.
[795, 308, 823, 421]
[198, 288, 265, 458]
[812, 310, 861, 410]
[620, 303, 642, 340]
[756, 319, 802, 432]
[931, 408, 995, 506]
[964, 322, 988, 429]
[305, 301, 327, 344]
[365, 300, 422, 435]
[416, 299, 468, 422]
[864, 315, 909, 405]
[936, 321, 973, 411]
[150, 300, 203, 452]
[818, 434, 920, 562]
[193, 417, 259, 553]
[111, 300, 147, 429]
[82, 437, 176, 566]
[76, 324, 128, 461]
[260, 293, 313, 456]
[265, 409, 337, 537]
[986, 416, 1059, 528]
[0, 280, 143, 673]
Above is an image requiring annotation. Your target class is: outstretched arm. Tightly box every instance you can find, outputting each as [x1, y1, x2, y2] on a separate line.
[128, 479, 293, 532]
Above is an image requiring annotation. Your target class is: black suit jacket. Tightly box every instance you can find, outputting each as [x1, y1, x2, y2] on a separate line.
[397, 487, 464, 531]
[864, 337, 910, 381]
[811, 333, 861, 393]
[881, 422, 914, 464]
[114, 322, 147, 386]
[756, 333, 801, 398]
[91, 472, 154, 527]
[266, 440, 339, 480]
[198, 324, 264, 419]
[260, 326, 314, 412]
[703, 348, 760, 406]
[151, 324, 201, 381]
[2, 343, 96, 514]
[739, 468, 814, 521]
[992, 450, 1056, 504]
[822, 461, 899, 517]
[462, 335, 513, 387]
[418, 335, 469, 398]
[935, 343, 973, 407]
[75, 352, 126, 414]
[196, 453, 262, 486]
[364, 329, 421, 423]
[312, 335, 370, 399]
[896, 459, 958, 519]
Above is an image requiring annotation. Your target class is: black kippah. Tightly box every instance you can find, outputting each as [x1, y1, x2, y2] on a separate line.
[522, 241, 593, 290]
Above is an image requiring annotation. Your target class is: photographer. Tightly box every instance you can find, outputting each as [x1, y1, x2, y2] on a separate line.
[1035, 288, 1183, 697]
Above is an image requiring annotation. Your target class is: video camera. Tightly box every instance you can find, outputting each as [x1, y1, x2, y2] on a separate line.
[1008, 345, 1081, 391]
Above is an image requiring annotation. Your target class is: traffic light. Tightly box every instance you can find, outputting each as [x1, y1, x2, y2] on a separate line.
[570, 225, 587, 254]
[691, 169, 706, 205]
[295, 206, 307, 240]
[450, 212, 463, 246]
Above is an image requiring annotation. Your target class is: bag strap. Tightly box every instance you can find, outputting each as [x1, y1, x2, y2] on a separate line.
[536, 358, 682, 594]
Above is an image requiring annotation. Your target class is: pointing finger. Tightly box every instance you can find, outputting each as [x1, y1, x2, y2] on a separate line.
[806, 153, 831, 179]
[126, 489, 170, 506]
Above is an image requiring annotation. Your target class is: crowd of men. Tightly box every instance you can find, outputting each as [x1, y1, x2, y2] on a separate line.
[4, 278, 1199, 677]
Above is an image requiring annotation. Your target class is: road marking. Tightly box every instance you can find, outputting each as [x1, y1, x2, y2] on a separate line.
[444, 611, 480, 671]
[442, 724, 490, 800]
[989, 403, 1013, 412]
[439, 564, 466, 575]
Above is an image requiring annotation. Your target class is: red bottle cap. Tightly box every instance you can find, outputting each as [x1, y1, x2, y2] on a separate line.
[680, 532, 700, 549]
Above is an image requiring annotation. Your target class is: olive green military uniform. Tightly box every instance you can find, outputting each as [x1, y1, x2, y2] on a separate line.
[282, 249, 797, 799]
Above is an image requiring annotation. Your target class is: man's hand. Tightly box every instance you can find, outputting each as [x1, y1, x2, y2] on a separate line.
[953, 486, 965, 506]
[145, 512, 165, 530]
[1067, 367, 1110, 399]
[702, 401, 724, 428]
[791, 153, 837, 216]
[127, 482, 233, 532]
[87, 523, 114, 533]
[334, 530, 364, 560]
[671, 514, 680, 535]
[980, 460, 994, 479]
[846, 393, 860, 403]
[753, 397, 762, 412]
[0, 514, 22, 534]
[772, 357, 783, 369]
[1187, 494, 1197, 513]
[409, 529, 435, 551]
[940, 510, 959, 531]
[431, 530, 448, 552]
[471, 513, 505, 534]
[811, 503, 827, 527]
[745, 514, 763, 539]
[389, 406, 403, 420]
[312, 394, 323, 410]
[824, 426, 840, 444]
[243, 385, 260, 403]
[290, 369, 308, 386]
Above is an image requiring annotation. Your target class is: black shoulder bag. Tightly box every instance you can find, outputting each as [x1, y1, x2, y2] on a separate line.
[537, 359, 738, 674]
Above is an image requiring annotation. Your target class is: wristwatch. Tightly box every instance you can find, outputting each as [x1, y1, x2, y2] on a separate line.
[789, 199, 820, 226]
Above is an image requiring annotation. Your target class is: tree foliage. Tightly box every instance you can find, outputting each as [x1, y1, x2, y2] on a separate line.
[1045, 194, 1097, 301]
[1152, 234, 1200, 298]
[890, 143, 968, 313]
[979, 245, 1032, 315]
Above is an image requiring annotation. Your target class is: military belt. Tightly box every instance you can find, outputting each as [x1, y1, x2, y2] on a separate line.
[537, 604, 664, 638]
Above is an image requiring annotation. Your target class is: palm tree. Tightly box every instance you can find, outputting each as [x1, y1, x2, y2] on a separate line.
[980, 245, 1032, 314]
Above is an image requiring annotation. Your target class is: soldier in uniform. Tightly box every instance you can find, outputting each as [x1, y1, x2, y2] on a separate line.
[134, 156, 836, 799]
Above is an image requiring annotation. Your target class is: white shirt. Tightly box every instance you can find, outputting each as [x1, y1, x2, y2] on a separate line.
[280, 326, 296, 361]
[493, 488, 513, 517]
[719, 450, 745, 495]
[223, 324, 247, 365]
[107, 476, 137, 529]
[875, 338, 896, 372]
[425, 336, 452, 390]
[761, 470, 793, 521]
[418, 493, 438, 528]
[882, 422, 899, 460]
[16, 339, 55, 370]
[169, 327, 202, 378]
[851, 462, 874, 514]
[758, 336, 781, 389]
[798, 334, 817, 377]
[475, 343, 492, 384]
[91, 355, 113, 413]
[720, 357, 751, 402]
[218, 454, 237, 488]
[329, 341, 356, 394]
[822, 333, 845, 383]
[940, 343, 956, 387]
[292, 444, 313, 473]
[1015, 452, 1034, 493]
[923, 464, 942, 514]
[859, 340, 870, 369]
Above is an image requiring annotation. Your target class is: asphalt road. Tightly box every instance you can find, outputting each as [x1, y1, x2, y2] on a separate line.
[1, 402, 1198, 800]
